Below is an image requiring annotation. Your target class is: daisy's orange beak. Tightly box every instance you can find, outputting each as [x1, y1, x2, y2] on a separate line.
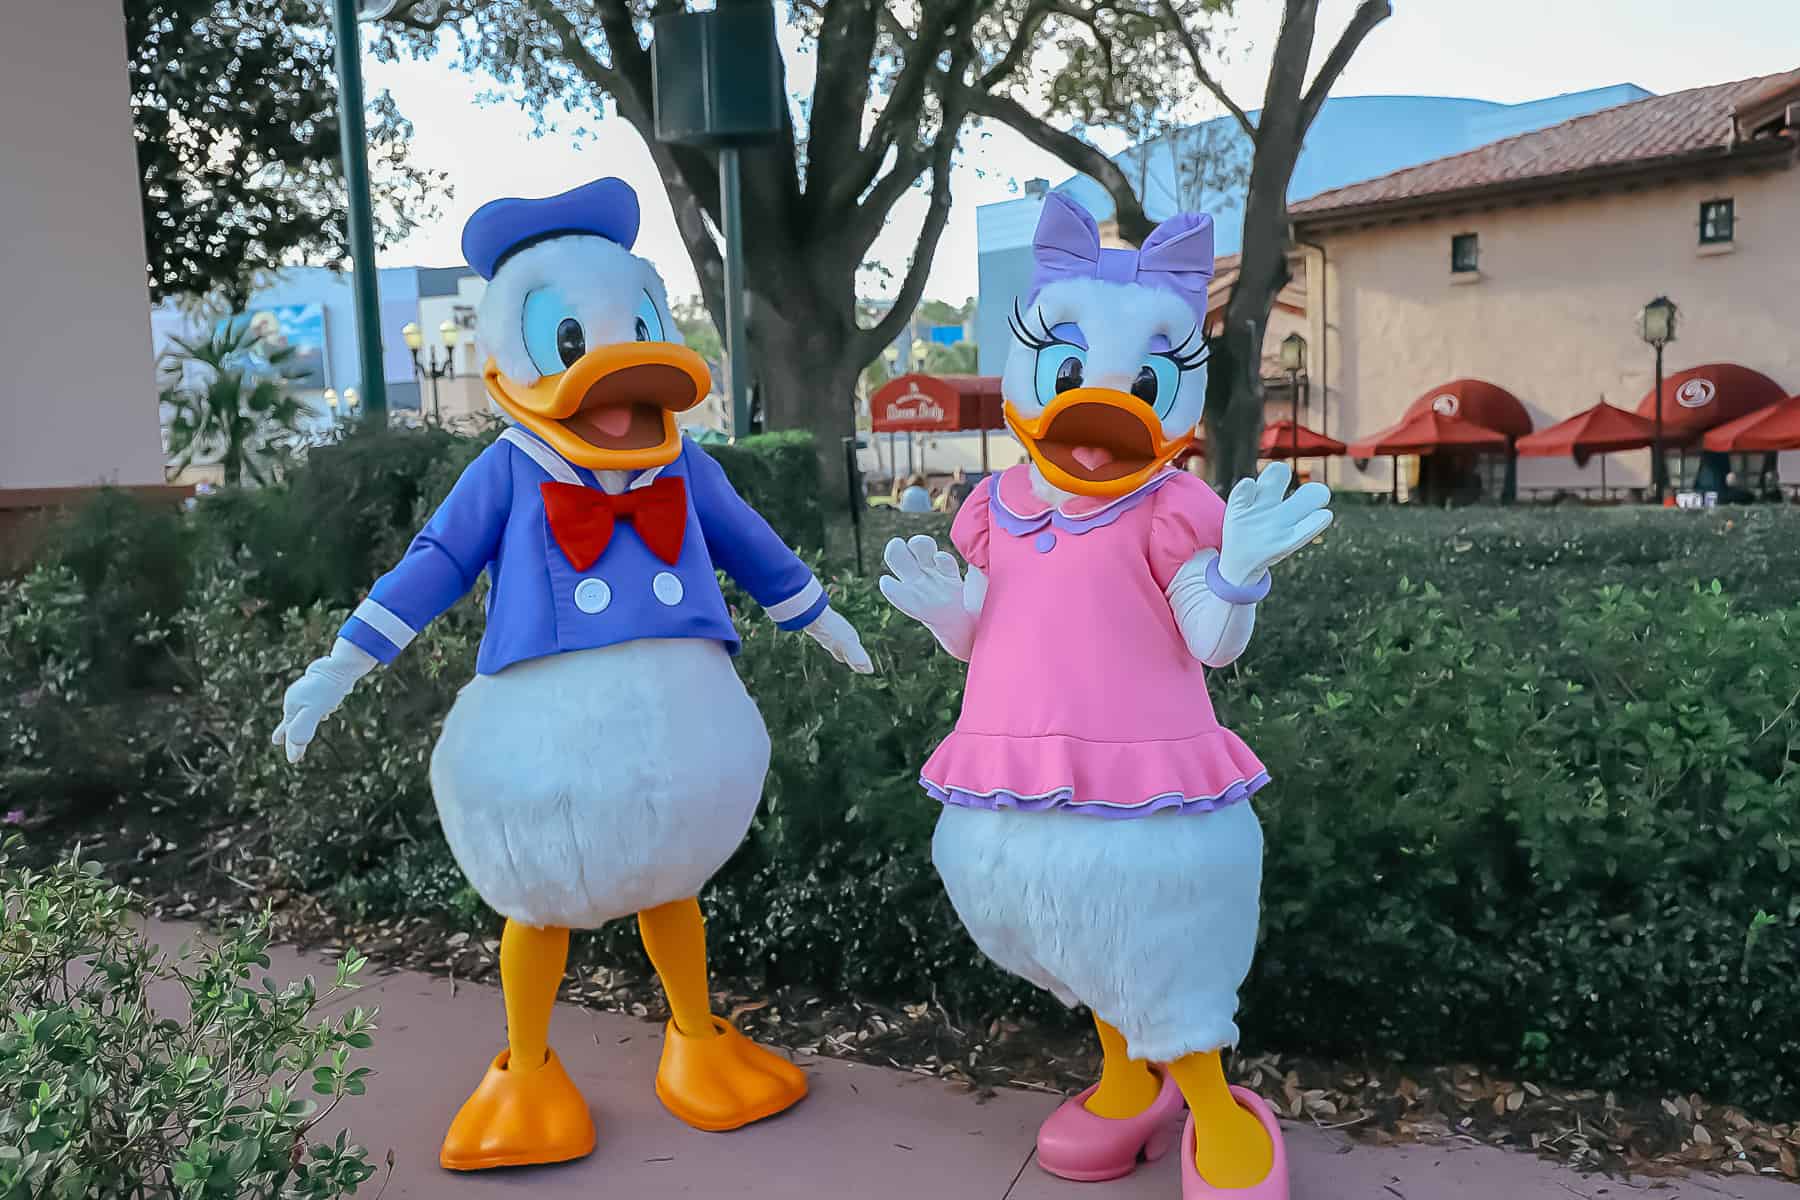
[1005, 389, 1192, 497]
[483, 342, 711, 470]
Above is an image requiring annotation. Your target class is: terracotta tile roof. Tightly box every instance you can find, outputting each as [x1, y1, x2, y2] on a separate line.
[1291, 70, 1800, 220]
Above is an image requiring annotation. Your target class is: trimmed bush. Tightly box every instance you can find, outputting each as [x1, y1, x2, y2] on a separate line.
[702, 431, 827, 551]
[9, 426, 1800, 1114]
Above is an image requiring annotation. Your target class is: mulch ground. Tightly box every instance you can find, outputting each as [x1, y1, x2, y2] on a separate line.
[44, 803, 1800, 1189]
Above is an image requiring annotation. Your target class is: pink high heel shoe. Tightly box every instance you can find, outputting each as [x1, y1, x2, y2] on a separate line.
[1036, 1068, 1185, 1182]
[1179, 1086, 1289, 1199]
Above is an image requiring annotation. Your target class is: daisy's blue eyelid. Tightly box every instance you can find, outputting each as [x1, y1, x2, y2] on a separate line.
[1047, 322, 1088, 350]
[634, 291, 665, 341]
[522, 287, 573, 377]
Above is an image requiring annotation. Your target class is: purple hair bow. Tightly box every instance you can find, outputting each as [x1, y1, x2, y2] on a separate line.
[1028, 192, 1215, 323]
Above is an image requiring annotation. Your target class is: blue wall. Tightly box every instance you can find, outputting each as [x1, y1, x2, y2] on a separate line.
[975, 85, 1651, 372]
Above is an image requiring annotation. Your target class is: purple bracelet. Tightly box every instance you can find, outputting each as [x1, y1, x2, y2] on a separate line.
[1205, 555, 1272, 605]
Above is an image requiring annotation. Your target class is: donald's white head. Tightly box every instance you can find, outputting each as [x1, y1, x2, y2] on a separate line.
[464, 178, 710, 471]
[1002, 193, 1215, 498]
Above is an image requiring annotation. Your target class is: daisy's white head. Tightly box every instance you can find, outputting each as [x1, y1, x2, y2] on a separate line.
[1001, 194, 1215, 497]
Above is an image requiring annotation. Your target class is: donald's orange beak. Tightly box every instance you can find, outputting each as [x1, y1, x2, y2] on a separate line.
[484, 342, 712, 470]
[1005, 388, 1191, 497]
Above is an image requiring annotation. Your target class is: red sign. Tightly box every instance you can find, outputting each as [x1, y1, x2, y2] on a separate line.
[874, 376, 956, 430]
[869, 374, 1003, 433]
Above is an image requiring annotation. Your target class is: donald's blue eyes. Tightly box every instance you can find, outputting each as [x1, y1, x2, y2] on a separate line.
[633, 292, 664, 342]
[523, 287, 579, 376]
[521, 289, 668, 377]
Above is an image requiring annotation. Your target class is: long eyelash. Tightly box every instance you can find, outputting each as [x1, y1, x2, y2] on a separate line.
[1009, 299, 1064, 351]
[1163, 326, 1210, 371]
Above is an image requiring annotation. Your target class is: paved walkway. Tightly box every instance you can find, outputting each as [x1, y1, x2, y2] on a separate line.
[147, 921, 1790, 1199]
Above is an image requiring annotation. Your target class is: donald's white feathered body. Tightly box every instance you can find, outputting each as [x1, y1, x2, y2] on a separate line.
[433, 634, 771, 929]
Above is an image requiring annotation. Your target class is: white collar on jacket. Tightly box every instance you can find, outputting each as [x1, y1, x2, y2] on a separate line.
[500, 426, 671, 494]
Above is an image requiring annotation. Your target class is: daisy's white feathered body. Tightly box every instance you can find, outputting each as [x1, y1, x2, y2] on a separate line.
[882, 193, 1333, 1195]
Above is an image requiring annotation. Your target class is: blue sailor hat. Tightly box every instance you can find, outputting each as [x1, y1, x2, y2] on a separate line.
[460, 177, 642, 280]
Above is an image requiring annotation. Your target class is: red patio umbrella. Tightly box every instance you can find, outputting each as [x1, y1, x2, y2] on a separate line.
[1516, 401, 1657, 496]
[1260, 418, 1346, 460]
[1702, 393, 1800, 453]
[1350, 410, 1509, 500]
[1348, 409, 1509, 457]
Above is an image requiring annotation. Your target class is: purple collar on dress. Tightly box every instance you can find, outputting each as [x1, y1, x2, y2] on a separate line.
[991, 466, 1178, 536]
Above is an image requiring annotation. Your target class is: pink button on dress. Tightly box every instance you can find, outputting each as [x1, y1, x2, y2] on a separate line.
[920, 465, 1267, 817]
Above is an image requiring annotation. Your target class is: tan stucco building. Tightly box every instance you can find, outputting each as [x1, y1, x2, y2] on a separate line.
[1289, 70, 1800, 497]
[1, 0, 188, 559]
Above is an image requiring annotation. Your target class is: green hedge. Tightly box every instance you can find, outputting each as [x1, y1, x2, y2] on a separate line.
[5, 428, 1799, 1116]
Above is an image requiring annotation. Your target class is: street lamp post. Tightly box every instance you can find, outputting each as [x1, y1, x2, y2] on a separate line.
[650, 0, 785, 443]
[1279, 332, 1308, 470]
[403, 319, 460, 424]
[1640, 296, 1678, 502]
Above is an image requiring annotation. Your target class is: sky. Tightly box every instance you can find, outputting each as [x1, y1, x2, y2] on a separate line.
[368, 0, 1800, 307]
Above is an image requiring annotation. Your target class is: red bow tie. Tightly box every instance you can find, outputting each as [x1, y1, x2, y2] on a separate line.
[541, 477, 687, 570]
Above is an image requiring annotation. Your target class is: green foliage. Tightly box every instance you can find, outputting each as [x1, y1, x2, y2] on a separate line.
[160, 322, 308, 487]
[13, 425, 1800, 1115]
[193, 426, 480, 615]
[129, 0, 443, 305]
[701, 432, 828, 552]
[915, 340, 978, 376]
[0, 840, 378, 1198]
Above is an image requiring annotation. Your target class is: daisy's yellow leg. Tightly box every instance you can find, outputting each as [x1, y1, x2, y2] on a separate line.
[440, 920, 593, 1170]
[1084, 1016, 1162, 1118]
[639, 897, 807, 1131]
[1166, 1050, 1272, 1189]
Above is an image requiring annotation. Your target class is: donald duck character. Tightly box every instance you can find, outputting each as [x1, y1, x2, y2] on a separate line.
[272, 177, 872, 1171]
[879, 193, 1332, 1199]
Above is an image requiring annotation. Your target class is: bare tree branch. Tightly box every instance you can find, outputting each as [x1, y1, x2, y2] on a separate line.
[1299, 0, 1391, 132]
[829, 1, 970, 214]
[1156, 0, 1256, 139]
[964, 90, 1155, 244]
[808, 0, 884, 184]
[854, 34, 976, 358]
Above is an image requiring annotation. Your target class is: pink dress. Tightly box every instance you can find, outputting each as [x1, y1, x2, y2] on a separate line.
[920, 466, 1267, 817]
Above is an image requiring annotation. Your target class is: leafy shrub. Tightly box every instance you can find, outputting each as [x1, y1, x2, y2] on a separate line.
[0, 567, 181, 828]
[0, 840, 378, 1198]
[14, 424, 1800, 1114]
[193, 426, 476, 615]
[704, 431, 826, 552]
[20, 489, 190, 693]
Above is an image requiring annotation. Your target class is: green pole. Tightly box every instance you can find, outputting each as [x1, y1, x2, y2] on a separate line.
[330, 0, 387, 422]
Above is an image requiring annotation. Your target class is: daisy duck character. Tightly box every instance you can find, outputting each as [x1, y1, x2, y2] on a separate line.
[879, 193, 1332, 1199]
[272, 178, 872, 1171]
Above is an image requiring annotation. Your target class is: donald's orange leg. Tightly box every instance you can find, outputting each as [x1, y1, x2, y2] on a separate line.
[640, 897, 807, 1130]
[440, 920, 596, 1170]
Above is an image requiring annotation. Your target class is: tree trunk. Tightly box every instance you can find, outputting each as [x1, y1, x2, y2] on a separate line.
[1208, 224, 1292, 486]
[752, 309, 860, 510]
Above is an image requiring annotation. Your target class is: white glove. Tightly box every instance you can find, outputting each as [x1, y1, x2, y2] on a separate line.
[1217, 461, 1334, 587]
[877, 535, 981, 662]
[270, 637, 378, 764]
[803, 606, 874, 674]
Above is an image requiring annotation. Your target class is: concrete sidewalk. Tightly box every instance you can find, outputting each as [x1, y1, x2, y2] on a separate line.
[146, 921, 1790, 1200]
